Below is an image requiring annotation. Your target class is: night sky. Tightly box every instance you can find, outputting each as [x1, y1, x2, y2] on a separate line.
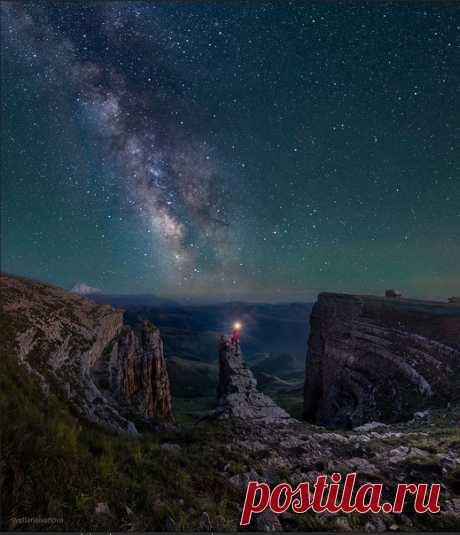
[2, 2, 459, 302]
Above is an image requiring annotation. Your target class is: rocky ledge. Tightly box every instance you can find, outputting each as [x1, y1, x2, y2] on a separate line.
[215, 405, 460, 531]
[304, 292, 460, 428]
[1, 273, 172, 434]
[216, 335, 292, 424]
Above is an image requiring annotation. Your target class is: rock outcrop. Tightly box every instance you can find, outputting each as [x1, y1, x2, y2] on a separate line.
[114, 322, 171, 418]
[216, 335, 292, 423]
[1, 273, 172, 434]
[304, 292, 460, 428]
[91, 320, 172, 425]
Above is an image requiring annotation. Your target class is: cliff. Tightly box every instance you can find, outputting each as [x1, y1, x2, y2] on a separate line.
[113, 322, 171, 418]
[1, 273, 171, 434]
[216, 335, 292, 423]
[304, 292, 460, 428]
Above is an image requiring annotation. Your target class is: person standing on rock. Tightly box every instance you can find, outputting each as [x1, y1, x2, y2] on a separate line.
[231, 322, 242, 346]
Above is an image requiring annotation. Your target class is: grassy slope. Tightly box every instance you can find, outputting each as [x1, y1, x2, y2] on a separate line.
[1, 351, 242, 531]
[0, 305, 242, 531]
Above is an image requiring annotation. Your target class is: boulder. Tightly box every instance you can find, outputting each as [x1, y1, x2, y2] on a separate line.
[198, 512, 212, 532]
[255, 510, 282, 531]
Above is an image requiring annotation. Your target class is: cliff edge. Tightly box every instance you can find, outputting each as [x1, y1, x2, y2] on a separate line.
[1, 273, 172, 434]
[304, 292, 460, 428]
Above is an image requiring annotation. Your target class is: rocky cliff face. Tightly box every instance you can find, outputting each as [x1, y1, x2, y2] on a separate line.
[216, 335, 292, 423]
[1, 273, 171, 434]
[304, 293, 460, 428]
[110, 322, 171, 419]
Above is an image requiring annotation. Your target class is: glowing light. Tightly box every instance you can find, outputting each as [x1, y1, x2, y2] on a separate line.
[233, 321, 242, 330]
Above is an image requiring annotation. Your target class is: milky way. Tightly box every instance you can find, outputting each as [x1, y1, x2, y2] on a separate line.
[2, 2, 240, 287]
[2, 2, 459, 301]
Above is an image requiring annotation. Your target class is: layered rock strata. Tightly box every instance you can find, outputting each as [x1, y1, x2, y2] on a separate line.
[304, 292, 460, 428]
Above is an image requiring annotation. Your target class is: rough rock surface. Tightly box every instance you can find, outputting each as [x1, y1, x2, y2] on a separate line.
[213, 406, 460, 531]
[216, 335, 292, 423]
[1, 273, 172, 433]
[304, 292, 460, 427]
[93, 321, 172, 421]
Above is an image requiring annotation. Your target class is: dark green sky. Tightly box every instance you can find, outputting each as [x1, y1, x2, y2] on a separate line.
[1, 1, 459, 301]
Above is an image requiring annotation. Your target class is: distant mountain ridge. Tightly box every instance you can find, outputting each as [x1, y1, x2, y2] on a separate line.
[91, 292, 311, 309]
[90, 293, 180, 308]
[121, 301, 313, 364]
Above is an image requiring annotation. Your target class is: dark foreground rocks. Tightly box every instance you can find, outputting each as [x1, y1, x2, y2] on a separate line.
[215, 406, 460, 531]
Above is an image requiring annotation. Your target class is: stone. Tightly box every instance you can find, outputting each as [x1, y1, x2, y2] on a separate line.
[389, 445, 410, 463]
[216, 336, 292, 424]
[254, 510, 282, 531]
[335, 516, 352, 531]
[353, 422, 387, 432]
[447, 498, 460, 514]
[113, 321, 172, 420]
[164, 514, 176, 531]
[364, 518, 387, 532]
[198, 512, 212, 531]
[228, 468, 260, 490]
[94, 502, 110, 515]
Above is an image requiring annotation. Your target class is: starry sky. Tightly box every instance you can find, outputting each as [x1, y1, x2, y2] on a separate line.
[1, 1, 459, 302]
